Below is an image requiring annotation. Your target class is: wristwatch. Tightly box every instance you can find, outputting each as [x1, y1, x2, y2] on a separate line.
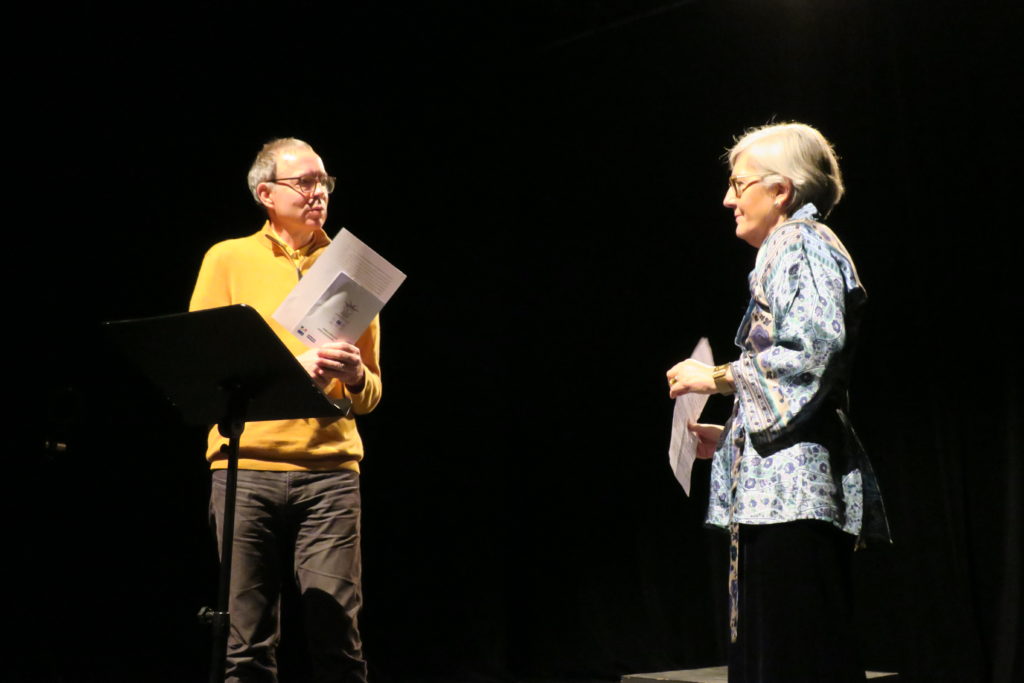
[712, 363, 734, 395]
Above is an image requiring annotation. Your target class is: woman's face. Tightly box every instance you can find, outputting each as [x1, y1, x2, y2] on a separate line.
[723, 151, 788, 248]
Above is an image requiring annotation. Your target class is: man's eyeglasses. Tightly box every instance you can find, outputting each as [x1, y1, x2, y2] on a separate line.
[728, 173, 769, 197]
[271, 174, 337, 195]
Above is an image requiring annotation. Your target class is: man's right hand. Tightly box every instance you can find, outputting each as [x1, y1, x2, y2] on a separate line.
[298, 341, 365, 391]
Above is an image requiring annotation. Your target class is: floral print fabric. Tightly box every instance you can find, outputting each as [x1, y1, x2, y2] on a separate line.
[706, 204, 868, 536]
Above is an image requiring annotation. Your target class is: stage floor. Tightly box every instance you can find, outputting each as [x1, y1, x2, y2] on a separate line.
[622, 667, 899, 682]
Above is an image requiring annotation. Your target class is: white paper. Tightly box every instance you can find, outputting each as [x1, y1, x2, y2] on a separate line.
[273, 228, 406, 347]
[668, 337, 714, 495]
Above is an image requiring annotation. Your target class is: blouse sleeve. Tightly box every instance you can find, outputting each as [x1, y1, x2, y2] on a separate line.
[731, 232, 851, 446]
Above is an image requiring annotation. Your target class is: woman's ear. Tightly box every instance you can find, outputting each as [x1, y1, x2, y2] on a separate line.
[773, 178, 794, 211]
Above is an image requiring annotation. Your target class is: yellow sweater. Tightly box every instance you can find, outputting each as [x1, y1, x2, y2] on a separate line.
[189, 222, 382, 472]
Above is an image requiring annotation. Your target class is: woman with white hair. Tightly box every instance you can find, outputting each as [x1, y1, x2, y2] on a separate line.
[667, 122, 889, 682]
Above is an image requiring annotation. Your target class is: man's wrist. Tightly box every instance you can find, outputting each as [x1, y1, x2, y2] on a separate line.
[345, 367, 366, 394]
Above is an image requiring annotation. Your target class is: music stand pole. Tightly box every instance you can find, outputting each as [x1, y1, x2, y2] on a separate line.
[204, 384, 247, 683]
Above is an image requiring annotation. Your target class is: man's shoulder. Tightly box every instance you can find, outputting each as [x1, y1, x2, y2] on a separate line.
[202, 229, 266, 261]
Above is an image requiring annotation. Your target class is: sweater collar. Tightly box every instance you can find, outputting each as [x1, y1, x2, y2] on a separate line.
[259, 220, 330, 257]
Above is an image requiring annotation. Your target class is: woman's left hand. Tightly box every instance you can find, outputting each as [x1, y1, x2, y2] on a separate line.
[666, 358, 716, 398]
[688, 421, 724, 459]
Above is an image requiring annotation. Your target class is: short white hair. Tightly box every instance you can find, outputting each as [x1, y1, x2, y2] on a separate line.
[728, 122, 845, 218]
[246, 137, 315, 205]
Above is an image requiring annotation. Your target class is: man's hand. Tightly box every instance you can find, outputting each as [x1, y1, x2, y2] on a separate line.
[666, 358, 716, 398]
[688, 421, 724, 460]
[298, 341, 366, 392]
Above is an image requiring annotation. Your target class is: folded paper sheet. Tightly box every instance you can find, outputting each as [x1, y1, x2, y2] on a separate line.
[274, 229, 406, 347]
[668, 337, 714, 495]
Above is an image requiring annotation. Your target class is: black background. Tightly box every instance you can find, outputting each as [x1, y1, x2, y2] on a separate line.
[15, 1, 1021, 682]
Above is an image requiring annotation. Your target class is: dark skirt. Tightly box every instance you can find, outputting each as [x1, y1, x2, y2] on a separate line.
[728, 520, 865, 683]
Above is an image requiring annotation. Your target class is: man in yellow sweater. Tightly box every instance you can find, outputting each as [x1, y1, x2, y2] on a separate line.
[190, 138, 381, 683]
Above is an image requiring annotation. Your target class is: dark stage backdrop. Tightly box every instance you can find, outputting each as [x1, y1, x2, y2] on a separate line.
[16, 1, 1020, 682]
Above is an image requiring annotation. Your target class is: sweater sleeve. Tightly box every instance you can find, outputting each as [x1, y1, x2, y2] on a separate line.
[189, 243, 233, 312]
[345, 314, 382, 415]
[731, 233, 849, 446]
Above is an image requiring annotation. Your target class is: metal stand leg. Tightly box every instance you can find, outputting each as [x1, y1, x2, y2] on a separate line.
[199, 390, 247, 683]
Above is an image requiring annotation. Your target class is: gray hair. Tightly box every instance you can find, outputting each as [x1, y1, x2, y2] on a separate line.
[246, 137, 315, 204]
[728, 123, 845, 218]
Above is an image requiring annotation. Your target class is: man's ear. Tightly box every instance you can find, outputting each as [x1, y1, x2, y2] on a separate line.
[257, 182, 275, 210]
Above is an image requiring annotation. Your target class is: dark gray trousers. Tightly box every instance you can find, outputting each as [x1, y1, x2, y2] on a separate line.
[210, 469, 367, 683]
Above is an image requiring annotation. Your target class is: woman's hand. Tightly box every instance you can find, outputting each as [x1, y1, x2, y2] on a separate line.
[666, 358, 716, 398]
[688, 421, 724, 460]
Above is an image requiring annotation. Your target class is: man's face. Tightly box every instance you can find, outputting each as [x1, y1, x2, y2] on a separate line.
[259, 147, 329, 235]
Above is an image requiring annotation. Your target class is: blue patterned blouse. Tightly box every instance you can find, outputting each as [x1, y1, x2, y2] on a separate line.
[706, 204, 880, 538]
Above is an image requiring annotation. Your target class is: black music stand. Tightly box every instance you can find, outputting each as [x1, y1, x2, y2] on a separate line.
[104, 304, 351, 683]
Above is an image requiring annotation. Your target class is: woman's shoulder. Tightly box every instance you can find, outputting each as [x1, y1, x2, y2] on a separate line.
[757, 214, 863, 291]
[757, 220, 818, 272]
[764, 212, 851, 264]
[782, 221, 865, 296]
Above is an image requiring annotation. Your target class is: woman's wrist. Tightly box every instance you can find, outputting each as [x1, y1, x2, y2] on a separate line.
[712, 363, 734, 395]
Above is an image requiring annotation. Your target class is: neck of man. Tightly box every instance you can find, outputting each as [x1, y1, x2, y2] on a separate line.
[268, 217, 317, 252]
